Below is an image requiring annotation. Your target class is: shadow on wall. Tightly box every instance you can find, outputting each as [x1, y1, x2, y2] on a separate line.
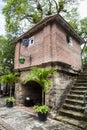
[57, 80, 75, 110]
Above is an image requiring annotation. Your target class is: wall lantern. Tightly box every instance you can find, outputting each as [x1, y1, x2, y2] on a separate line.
[19, 57, 25, 64]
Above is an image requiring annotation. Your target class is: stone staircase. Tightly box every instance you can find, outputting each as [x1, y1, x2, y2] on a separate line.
[55, 65, 87, 129]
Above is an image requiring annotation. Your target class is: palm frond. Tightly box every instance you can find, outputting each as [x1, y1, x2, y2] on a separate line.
[23, 67, 56, 92]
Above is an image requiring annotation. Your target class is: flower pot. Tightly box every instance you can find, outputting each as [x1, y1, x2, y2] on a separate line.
[6, 102, 13, 108]
[19, 57, 25, 64]
[38, 112, 48, 121]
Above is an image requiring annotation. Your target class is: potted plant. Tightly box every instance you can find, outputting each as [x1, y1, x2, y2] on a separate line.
[34, 105, 49, 121]
[0, 72, 19, 107]
[19, 57, 25, 64]
[6, 97, 15, 108]
[23, 67, 56, 121]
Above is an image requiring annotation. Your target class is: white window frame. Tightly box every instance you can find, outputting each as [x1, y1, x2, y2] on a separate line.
[29, 36, 34, 46]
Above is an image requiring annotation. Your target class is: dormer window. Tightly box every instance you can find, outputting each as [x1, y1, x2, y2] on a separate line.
[66, 35, 73, 46]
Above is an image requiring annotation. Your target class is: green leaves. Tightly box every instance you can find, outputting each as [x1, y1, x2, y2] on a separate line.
[0, 72, 19, 85]
[2, 0, 80, 36]
[0, 72, 19, 97]
[0, 35, 15, 74]
[23, 67, 56, 92]
[6, 97, 15, 103]
[33, 105, 49, 114]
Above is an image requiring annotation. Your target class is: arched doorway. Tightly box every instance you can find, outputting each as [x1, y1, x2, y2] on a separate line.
[24, 81, 42, 105]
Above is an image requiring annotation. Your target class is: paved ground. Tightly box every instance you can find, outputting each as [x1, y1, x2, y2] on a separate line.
[0, 98, 80, 130]
[0, 106, 81, 130]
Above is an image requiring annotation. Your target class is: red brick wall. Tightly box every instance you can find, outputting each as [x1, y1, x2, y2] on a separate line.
[14, 23, 82, 70]
[51, 23, 82, 70]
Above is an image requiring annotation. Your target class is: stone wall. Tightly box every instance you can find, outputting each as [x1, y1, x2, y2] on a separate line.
[45, 71, 74, 111]
[15, 63, 77, 112]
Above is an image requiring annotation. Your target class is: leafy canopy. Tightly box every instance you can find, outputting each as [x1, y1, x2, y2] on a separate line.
[2, 0, 79, 36]
[0, 35, 15, 74]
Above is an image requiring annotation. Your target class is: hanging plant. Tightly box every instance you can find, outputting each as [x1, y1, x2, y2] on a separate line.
[19, 57, 25, 64]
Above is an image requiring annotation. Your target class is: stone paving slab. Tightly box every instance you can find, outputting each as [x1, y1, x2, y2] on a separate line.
[0, 107, 80, 130]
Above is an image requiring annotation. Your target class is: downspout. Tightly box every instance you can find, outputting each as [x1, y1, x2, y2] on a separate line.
[50, 23, 53, 63]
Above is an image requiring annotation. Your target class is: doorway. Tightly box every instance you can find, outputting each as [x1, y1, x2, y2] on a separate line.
[24, 81, 42, 105]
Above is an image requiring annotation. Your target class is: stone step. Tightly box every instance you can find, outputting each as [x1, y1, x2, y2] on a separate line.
[82, 69, 87, 72]
[72, 86, 87, 91]
[82, 67, 87, 71]
[65, 99, 84, 106]
[78, 74, 87, 77]
[59, 109, 87, 121]
[82, 69, 87, 71]
[62, 104, 84, 113]
[55, 115, 87, 129]
[79, 71, 87, 76]
[70, 90, 86, 95]
[74, 83, 87, 86]
[83, 64, 87, 66]
[77, 77, 87, 80]
[76, 80, 87, 83]
[67, 94, 85, 100]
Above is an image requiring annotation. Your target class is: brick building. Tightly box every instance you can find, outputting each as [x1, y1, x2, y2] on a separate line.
[12, 14, 84, 114]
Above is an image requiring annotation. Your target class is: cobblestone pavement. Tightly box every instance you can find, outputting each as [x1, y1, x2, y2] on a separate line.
[0, 106, 80, 130]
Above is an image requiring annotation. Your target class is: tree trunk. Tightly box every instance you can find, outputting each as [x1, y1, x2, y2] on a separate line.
[10, 85, 12, 97]
[42, 88, 45, 105]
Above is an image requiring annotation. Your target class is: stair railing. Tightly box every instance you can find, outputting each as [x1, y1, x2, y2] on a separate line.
[83, 90, 87, 115]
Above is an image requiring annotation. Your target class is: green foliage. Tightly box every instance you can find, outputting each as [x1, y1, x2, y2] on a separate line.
[6, 97, 15, 103]
[0, 72, 19, 85]
[79, 18, 87, 61]
[2, 0, 79, 36]
[0, 35, 15, 74]
[33, 105, 49, 114]
[0, 72, 19, 97]
[64, 7, 80, 31]
[79, 18, 87, 39]
[23, 67, 56, 92]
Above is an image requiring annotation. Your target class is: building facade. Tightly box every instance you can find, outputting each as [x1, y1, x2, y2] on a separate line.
[12, 14, 84, 114]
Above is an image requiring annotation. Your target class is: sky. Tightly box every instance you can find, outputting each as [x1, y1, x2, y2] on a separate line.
[0, 0, 6, 35]
[79, 0, 87, 18]
[0, 0, 87, 36]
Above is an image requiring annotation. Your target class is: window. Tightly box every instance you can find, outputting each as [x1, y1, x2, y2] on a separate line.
[22, 39, 29, 46]
[22, 37, 34, 47]
[29, 37, 34, 46]
[66, 35, 73, 46]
